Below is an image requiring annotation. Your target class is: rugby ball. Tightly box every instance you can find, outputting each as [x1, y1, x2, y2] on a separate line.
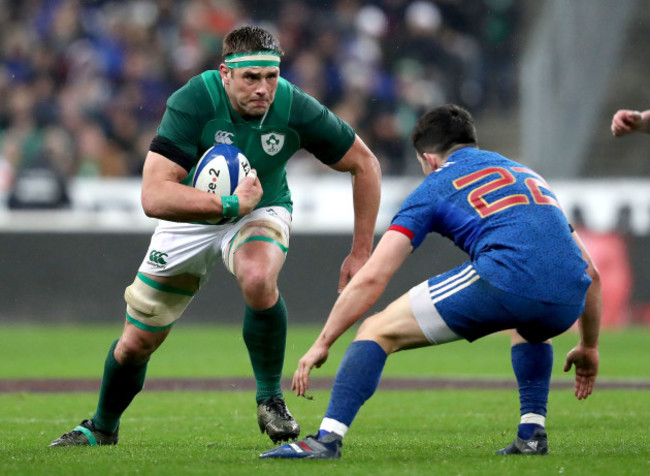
[192, 144, 252, 224]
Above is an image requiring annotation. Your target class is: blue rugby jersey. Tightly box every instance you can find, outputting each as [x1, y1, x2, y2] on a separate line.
[389, 147, 591, 305]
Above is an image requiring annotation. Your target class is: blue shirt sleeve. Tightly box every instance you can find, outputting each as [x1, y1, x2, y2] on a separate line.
[389, 180, 439, 249]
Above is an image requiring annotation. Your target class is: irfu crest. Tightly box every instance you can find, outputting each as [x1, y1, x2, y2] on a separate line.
[261, 132, 285, 156]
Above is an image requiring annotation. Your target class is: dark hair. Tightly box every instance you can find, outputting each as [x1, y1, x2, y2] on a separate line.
[222, 26, 284, 58]
[411, 104, 477, 156]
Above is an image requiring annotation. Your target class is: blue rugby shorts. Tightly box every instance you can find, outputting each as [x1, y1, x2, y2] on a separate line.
[409, 262, 585, 343]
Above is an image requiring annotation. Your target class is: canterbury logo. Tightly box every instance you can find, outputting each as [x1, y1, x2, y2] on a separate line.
[214, 130, 234, 145]
[149, 250, 168, 265]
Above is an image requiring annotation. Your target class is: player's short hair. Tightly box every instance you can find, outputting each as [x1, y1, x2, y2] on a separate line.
[222, 26, 284, 58]
[411, 104, 478, 156]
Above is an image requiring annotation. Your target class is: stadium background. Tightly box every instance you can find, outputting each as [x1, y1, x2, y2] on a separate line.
[1, 0, 649, 327]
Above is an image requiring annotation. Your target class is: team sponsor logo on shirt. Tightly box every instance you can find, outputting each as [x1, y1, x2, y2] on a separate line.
[261, 132, 285, 156]
[214, 130, 234, 145]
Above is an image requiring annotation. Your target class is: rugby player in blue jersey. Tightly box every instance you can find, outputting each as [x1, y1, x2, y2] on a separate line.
[261, 104, 602, 459]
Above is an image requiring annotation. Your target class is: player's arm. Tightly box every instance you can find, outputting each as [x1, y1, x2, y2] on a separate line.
[292, 230, 412, 396]
[141, 151, 261, 222]
[611, 109, 650, 136]
[328, 134, 382, 292]
[563, 229, 602, 400]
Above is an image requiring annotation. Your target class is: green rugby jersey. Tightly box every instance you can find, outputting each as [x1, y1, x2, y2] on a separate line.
[155, 71, 356, 212]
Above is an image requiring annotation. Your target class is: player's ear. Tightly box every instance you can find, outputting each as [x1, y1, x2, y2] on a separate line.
[422, 152, 438, 170]
[219, 64, 231, 82]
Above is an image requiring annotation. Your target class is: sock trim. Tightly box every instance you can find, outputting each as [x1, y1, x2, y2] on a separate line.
[320, 417, 349, 437]
[74, 425, 97, 446]
[520, 413, 546, 426]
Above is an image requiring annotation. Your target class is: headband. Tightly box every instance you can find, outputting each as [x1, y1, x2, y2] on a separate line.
[224, 51, 281, 68]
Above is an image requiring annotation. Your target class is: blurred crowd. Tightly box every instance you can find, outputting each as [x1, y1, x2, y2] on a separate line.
[0, 0, 521, 206]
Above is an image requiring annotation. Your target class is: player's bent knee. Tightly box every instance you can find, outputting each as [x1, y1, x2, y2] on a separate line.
[356, 315, 398, 353]
[237, 267, 275, 294]
[115, 335, 156, 364]
[124, 274, 195, 333]
[356, 316, 381, 339]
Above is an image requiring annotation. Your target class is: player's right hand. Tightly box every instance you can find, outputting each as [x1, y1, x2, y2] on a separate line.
[563, 344, 599, 400]
[233, 169, 262, 215]
[292, 342, 329, 397]
[611, 109, 643, 137]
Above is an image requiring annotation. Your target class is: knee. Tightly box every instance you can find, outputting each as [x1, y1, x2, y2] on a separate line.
[237, 268, 277, 304]
[356, 316, 395, 353]
[114, 334, 159, 365]
[356, 318, 377, 340]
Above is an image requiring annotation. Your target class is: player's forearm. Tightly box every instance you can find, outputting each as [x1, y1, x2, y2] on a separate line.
[349, 161, 381, 255]
[640, 110, 650, 133]
[141, 181, 225, 222]
[577, 269, 602, 349]
[571, 230, 601, 348]
[316, 274, 387, 348]
[141, 151, 233, 222]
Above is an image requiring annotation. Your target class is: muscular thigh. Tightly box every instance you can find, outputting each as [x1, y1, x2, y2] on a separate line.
[355, 293, 431, 354]
[222, 207, 291, 275]
[230, 220, 288, 276]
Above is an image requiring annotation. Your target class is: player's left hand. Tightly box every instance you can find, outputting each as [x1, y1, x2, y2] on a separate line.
[338, 251, 370, 293]
[563, 344, 599, 400]
[292, 343, 329, 397]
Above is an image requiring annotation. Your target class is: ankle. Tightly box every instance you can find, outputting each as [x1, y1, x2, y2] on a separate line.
[518, 423, 544, 439]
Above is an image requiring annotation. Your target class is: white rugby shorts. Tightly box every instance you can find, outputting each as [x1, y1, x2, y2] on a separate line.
[138, 206, 292, 288]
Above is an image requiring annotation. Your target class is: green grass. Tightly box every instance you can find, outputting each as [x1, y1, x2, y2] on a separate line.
[1, 391, 648, 475]
[1, 324, 649, 379]
[0, 325, 648, 475]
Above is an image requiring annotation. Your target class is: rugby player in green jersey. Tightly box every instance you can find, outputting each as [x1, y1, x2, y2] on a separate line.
[50, 25, 381, 447]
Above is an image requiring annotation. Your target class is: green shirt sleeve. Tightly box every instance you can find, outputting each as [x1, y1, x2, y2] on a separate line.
[156, 76, 214, 159]
[288, 84, 355, 165]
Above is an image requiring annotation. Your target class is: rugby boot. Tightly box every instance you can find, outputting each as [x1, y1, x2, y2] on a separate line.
[49, 419, 119, 447]
[257, 397, 300, 443]
[259, 432, 342, 459]
[497, 426, 548, 455]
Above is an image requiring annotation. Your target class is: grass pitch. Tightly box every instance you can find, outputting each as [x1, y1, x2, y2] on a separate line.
[1, 390, 648, 475]
[0, 325, 648, 475]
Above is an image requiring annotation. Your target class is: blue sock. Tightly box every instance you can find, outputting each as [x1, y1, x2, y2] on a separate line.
[518, 423, 543, 439]
[511, 342, 553, 437]
[324, 340, 388, 427]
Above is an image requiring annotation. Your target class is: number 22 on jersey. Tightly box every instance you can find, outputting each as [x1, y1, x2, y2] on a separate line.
[453, 166, 560, 218]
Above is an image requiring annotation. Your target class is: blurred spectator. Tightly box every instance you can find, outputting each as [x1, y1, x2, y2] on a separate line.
[0, 0, 519, 184]
[7, 126, 73, 209]
[475, 0, 522, 113]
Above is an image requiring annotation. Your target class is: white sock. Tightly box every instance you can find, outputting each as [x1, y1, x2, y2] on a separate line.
[520, 413, 545, 427]
[320, 417, 349, 437]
